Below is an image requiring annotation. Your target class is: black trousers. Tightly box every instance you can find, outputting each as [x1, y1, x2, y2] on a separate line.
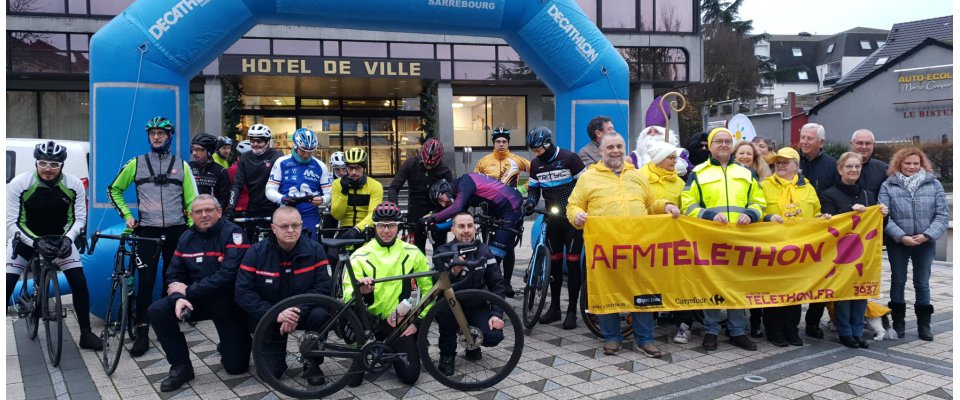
[437, 304, 505, 356]
[251, 306, 332, 379]
[763, 305, 801, 338]
[149, 294, 251, 373]
[135, 225, 187, 327]
[406, 207, 448, 254]
[805, 302, 826, 327]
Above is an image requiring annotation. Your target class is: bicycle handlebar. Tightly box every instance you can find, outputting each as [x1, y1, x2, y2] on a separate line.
[87, 231, 165, 256]
[233, 216, 272, 223]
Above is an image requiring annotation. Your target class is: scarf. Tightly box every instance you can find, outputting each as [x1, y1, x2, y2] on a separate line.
[897, 170, 926, 195]
[774, 174, 803, 220]
[644, 162, 678, 183]
[493, 148, 509, 160]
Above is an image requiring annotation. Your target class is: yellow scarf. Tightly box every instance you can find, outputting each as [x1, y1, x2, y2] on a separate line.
[774, 174, 803, 220]
[644, 162, 679, 183]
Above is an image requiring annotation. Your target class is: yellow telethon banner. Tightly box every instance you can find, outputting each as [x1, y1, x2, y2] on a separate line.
[583, 206, 884, 313]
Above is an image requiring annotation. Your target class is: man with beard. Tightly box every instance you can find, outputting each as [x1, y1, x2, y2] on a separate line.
[225, 123, 282, 240]
[189, 133, 231, 206]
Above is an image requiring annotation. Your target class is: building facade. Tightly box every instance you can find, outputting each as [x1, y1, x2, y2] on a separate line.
[7, 0, 703, 176]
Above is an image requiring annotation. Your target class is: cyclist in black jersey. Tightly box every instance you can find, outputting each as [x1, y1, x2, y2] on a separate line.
[387, 138, 453, 252]
[225, 123, 282, 238]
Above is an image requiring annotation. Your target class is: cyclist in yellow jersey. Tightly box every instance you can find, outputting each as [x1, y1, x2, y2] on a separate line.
[474, 128, 530, 188]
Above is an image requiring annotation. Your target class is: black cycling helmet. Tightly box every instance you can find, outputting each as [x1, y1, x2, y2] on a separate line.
[526, 126, 553, 149]
[372, 201, 403, 222]
[491, 127, 511, 142]
[216, 135, 234, 149]
[34, 140, 67, 163]
[191, 133, 218, 156]
[429, 179, 454, 206]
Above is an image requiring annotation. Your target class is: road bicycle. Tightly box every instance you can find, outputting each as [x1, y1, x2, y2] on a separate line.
[251, 240, 524, 398]
[11, 233, 69, 367]
[87, 231, 163, 375]
[520, 207, 557, 331]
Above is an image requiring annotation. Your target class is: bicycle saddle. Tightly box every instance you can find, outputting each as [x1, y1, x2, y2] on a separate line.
[321, 238, 367, 248]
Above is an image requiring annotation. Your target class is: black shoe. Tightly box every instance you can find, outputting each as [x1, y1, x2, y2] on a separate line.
[160, 365, 195, 392]
[702, 334, 718, 351]
[79, 331, 103, 351]
[729, 335, 757, 351]
[539, 307, 561, 324]
[504, 286, 516, 298]
[856, 336, 869, 349]
[839, 335, 858, 348]
[438, 355, 455, 376]
[767, 331, 788, 347]
[301, 364, 326, 386]
[805, 325, 824, 339]
[128, 326, 150, 357]
[750, 321, 764, 338]
[562, 311, 577, 330]
[785, 333, 804, 347]
[465, 348, 482, 361]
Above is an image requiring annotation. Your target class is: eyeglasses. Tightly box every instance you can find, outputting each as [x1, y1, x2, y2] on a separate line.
[190, 207, 219, 215]
[250, 138, 267, 144]
[148, 131, 168, 138]
[841, 164, 862, 170]
[493, 139, 509, 144]
[712, 140, 733, 146]
[37, 161, 63, 169]
[375, 222, 399, 230]
[852, 141, 874, 146]
[273, 222, 303, 232]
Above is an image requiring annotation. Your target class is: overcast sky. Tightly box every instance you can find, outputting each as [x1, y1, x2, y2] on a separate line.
[739, 0, 955, 35]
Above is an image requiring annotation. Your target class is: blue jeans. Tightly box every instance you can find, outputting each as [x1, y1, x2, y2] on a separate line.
[887, 241, 935, 305]
[703, 309, 747, 336]
[598, 312, 655, 345]
[833, 300, 867, 337]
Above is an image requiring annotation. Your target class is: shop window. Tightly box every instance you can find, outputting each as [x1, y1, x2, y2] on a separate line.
[452, 96, 526, 147]
[40, 92, 88, 141]
[274, 39, 321, 56]
[454, 45, 495, 60]
[342, 41, 387, 58]
[7, 91, 38, 138]
[391, 43, 434, 59]
[601, 0, 636, 29]
[225, 38, 270, 55]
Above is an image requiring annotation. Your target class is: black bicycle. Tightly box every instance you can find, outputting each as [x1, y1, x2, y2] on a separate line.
[87, 231, 163, 375]
[251, 241, 524, 398]
[11, 233, 69, 367]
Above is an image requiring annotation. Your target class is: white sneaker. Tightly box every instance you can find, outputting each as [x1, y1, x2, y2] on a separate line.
[674, 323, 691, 344]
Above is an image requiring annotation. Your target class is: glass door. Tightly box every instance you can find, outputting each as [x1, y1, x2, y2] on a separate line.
[301, 117, 340, 164]
[369, 117, 396, 176]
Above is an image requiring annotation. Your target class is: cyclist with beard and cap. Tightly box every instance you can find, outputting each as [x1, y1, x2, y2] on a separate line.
[265, 128, 332, 238]
[474, 127, 530, 188]
[330, 147, 383, 241]
[213, 135, 233, 169]
[189, 133, 231, 207]
[6, 141, 102, 351]
[108, 116, 199, 357]
[225, 124, 283, 226]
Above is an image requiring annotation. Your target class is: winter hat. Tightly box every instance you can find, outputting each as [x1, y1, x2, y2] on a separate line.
[646, 141, 678, 165]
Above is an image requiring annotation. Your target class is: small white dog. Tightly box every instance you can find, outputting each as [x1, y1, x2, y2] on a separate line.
[826, 302, 899, 341]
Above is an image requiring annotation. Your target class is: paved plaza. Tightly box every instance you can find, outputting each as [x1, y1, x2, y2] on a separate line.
[6, 230, 953, 399]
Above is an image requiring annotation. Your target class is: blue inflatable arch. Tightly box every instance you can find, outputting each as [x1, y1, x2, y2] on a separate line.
[85, 0, 629, 315]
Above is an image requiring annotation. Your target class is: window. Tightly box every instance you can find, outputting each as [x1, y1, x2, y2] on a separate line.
[452, 96, 526, 147]
[792, 48, 802, 56]
[390, 43, 434, 59]
[7, 91, 39, 138]
[6, 151, 16, 183]
[877, 41, 886, 47]
[454, 45, 495, 60]
[40, 92, 89, 141]
[601, 0, 636, 29]
[875, 57, 888, 65]
[224, 38, 270, 55]
[575, 0, 597, 23]
[655, 0, 694, 32]
[273, 39, 320, 56]
[341, 41, 387, 58]
[860, 40, 871, 50]
[541, 96, 555, 133]
[798, 71, 808, 80]
[620, 47, 689, 83]
[826, 44, 835, 54]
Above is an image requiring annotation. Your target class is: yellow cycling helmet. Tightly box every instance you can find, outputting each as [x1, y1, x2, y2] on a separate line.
[344, 147, 367, 165]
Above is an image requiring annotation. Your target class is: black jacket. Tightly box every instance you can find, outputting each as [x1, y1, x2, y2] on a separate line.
[166, 218, 248, 302]
[387, 157, 454, 209]
[799, 150, 839, 197]
[858, 157, 889, 196]
[235, 234, 330, 322]
[820, 180, 878, 214]
[228, 148, 282, 214]
[435, 240, 506, 318]
[189, 161, 231, 208]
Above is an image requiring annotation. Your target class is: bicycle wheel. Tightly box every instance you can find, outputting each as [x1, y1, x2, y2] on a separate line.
[101, 277, 127, 375]
[18, 262, 40, 340]
[330, 261, 346, 301]
[521, 243, 551, 330]
[418, 289, 524, 390]
[252, 294, 364, 399]
[580, 284, 634, 339]
[43, 268, 63, 367]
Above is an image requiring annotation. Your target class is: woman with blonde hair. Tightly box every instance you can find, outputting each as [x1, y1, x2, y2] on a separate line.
[734, 140, 772, 180]
[879, 148, 949, 341]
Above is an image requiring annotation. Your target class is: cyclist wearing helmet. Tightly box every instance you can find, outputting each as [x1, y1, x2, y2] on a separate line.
[330, 147, 383, 240]
[6, 141, 102, 351]
[227, 140, 252, 213]
[425, 173, 523, 297]
[108, 116, 198, 357]
[524, 126, 586, 329]
[226, 123, 282, 237]
[387, 137, 453, 252]
[328, 151, 348, 179]
[474, 127, 530, 188]
[345, 201, 432, 387]
[265, 128, 332, 238]
[213, 136, 234, 169]
[190, 133, 231, 206]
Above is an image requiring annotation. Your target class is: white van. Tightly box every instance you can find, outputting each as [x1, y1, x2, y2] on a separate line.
[6, 139, 90, 185]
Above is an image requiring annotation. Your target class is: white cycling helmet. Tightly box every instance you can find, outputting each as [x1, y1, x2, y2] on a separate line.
[236, 140, 253, 154]
[329, 151, 346, 168]
[247, 123, 272, 140]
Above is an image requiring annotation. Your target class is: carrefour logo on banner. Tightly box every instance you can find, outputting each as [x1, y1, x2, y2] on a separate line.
[547, 4, 598, 64]
[149, 0, 212, 40]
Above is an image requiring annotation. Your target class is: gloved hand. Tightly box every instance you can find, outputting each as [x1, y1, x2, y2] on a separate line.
[282, 196, 299, 206]
[340, 178, 354, 194]
[58, 237, 73, 258]
[35, 238, 61, 258]
[339, 226, 363, 240]
[522, 200, 536, 216]
[420, 215, 434, 228]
